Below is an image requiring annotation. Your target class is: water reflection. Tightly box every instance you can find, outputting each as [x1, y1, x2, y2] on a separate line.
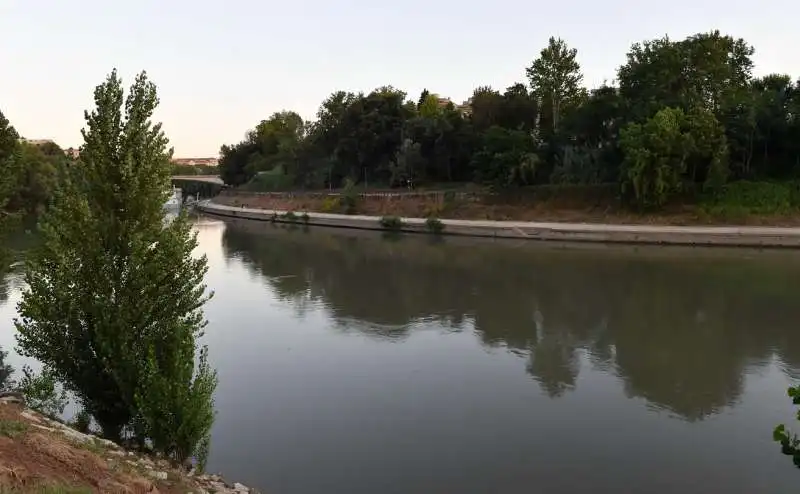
[221, 220, 800, 422]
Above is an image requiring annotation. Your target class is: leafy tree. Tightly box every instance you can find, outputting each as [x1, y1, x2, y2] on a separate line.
[472, 126, 538, 189]
[619, 107, 689, 207]
[618, 31, 754, 121]
[526, 37, 585, 133]
[14, 70, 216, 464]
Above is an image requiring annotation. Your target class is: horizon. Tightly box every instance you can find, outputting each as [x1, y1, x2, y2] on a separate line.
[1, 0, 798, 156]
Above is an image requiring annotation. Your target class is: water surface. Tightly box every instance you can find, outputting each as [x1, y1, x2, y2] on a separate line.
[2, 217, 800, 493]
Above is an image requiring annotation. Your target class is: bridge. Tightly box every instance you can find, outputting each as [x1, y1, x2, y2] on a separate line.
[171, 175, 226, 200]
[172, 175, 224, 184]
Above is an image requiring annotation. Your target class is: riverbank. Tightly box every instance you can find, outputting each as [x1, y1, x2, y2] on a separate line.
[0, 396, 257, 493]
[197, 200, 800, 248]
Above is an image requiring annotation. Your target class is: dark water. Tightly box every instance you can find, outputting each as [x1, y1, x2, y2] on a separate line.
[3, 217, 800, 493]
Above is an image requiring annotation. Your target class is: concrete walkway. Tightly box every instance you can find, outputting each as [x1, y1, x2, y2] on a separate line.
[196, 200, 800, 248]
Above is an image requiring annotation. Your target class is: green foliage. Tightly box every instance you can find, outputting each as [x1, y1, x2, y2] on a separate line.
[425, 217, 445, 234]
[283, 211, 298, 222]
[301, 212, 310, 224]
[14, 70, 216, 464]
[379, 215, 404, 230]
[338, 178, 358, 214]
[0, 345, 12, 390]
[213, 30, 800, 214]
[171, 164, 219, 176]
[71, 408, 92, 434]
[701, 181, 800, 216]
[774, 385, 800, 468]
[620, 107, 729, 208]
[16, 366, 68, 418]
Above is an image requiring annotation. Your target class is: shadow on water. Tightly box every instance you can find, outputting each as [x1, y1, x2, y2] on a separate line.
[220, 219, 800, 423]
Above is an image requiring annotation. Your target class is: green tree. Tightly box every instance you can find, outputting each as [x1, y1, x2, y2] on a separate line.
[526, 37, 585, 133]
[619, 107, 688, 208]
[14, 70, 217, 464]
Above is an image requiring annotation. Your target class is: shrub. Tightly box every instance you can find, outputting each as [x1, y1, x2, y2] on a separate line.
[425, 217, 445, 234]
[774, 385, 800, 468]
[72, 409, 92, 434]
[16, 366, 68, 418]
[0, 345, 12, 391]
[283, 211, 298, 222]
[320, 197, 339, 213]
[379, 215, 404, 230]
[338, 178, 359, 214]
[301, 212, 310, 224]
[702, 181, 799, 216]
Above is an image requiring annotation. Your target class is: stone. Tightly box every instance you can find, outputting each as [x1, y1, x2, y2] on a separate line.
[148, 470, 168, 480]
[233, 482, 249, 492]
[0, 392, 25, 406]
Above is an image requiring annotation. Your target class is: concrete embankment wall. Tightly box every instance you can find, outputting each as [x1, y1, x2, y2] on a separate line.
[196, 201, 800, 248]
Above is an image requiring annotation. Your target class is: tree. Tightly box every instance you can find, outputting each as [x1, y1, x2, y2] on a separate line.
[526, 37, 585, 133]
[14, 70, 217, 465]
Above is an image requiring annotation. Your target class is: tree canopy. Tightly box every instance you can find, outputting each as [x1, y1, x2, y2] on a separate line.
[218, 30, 800, 208]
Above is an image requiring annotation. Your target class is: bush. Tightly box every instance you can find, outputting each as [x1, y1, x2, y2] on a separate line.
[425, 217, 445, 234]
[72, 409, 92, 434]
[16, 366, 68, 418]
[338, 178, 359, 214]
[283, 211, 298, 222]
[774, 385, 800, 468]
[702, 181, 800, 216]
[379, 215, 404, 230]
[320, 197, 339, 213]
[0, 345, 12, 391]
[301, 212, 310, 224]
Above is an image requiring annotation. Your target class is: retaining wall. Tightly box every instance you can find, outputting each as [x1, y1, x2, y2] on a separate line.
[196, 201, 800, 248]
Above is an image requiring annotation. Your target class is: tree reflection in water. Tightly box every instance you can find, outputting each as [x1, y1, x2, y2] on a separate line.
[221, 220, 800, 422]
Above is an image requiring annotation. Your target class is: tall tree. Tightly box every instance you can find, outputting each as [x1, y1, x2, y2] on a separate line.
[526, 37, 584, 133]
[15, 70, 217, 464]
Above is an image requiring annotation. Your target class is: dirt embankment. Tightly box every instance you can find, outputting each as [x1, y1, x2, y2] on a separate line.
[0, 399, 256, 494]
[213, 190, 800, 227]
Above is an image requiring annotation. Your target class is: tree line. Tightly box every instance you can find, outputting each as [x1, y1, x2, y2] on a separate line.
[0, 115, 72, 220]
[218, 30, 800, 208]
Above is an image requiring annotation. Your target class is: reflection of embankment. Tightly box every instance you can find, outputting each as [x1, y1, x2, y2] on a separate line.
[220, 219, 800, 421]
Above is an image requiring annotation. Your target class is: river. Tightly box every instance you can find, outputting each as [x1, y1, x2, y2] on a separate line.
[2, 216, 800, 493]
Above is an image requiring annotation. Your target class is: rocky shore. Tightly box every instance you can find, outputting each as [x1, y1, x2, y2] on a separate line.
[0, 392, 258, 494]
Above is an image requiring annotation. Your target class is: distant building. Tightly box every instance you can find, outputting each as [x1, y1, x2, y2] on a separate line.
[456, 98, 473, 116]
[65, 147, 80, 159]
[171, 157, 219, 167]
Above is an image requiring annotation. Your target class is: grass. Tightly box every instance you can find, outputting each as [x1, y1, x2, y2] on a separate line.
[0, 485, 93, 494]
[0, 419, 28, 438]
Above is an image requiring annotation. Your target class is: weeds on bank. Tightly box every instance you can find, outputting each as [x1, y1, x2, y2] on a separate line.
[0, 485, 93, 494]
[0, 419, 28, 438]
[379, 216, 404, 230]
[425, 217, 445, 234]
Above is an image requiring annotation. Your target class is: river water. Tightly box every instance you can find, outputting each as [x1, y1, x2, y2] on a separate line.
[2, 216, 800, 493]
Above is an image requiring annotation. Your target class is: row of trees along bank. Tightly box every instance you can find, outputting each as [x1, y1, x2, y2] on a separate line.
[218, 31, 800, 210]
[0, 71, 217, 469]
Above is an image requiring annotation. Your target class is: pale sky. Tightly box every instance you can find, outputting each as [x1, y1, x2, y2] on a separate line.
[1, 0, 797, 157]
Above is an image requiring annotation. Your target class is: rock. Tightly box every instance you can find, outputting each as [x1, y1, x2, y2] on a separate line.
[0, 391, 25, 406]
[148, 470, 168, 480]
[233, 482, 248, 492]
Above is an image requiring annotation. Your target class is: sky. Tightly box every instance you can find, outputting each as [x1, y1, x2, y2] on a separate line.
[1, 0, 798, 157]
